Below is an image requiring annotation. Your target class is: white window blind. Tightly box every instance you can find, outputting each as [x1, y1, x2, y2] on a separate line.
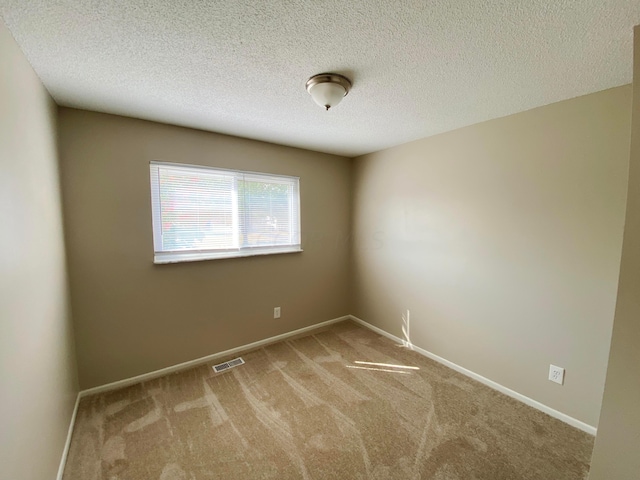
[150, 162, 301, 263]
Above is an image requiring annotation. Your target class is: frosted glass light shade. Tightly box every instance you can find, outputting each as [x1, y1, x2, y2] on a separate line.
[308, 82, 347, 110]
[305, 73, 352, 111]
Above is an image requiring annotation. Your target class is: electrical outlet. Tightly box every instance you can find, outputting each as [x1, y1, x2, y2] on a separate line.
[549, 364, 565, 385]
[274, 307, 281, 319]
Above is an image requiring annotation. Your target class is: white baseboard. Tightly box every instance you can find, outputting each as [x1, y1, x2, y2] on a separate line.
[80, 315, 350, 398]
[58, 312, 595, 480]
[56, 391, 81, 480]
[349, 315, 597, 436]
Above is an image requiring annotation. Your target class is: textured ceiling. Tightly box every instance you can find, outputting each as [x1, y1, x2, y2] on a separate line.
[2, 1, 640, 157]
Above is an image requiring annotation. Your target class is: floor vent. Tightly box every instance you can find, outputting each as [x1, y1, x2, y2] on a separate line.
[213, 357, 245, 373]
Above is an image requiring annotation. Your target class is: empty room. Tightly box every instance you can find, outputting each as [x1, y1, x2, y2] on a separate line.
[2, 1, 640, 479]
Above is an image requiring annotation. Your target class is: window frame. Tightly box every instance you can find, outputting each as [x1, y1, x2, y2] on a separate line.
[150, 161, 302, 264]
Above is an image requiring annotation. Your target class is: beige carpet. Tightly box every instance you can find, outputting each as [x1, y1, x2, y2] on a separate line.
[63, 321, 594, 479]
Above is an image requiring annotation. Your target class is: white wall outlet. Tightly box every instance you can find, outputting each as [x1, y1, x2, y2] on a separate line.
[273, 307, 281, 319]
[549, 364, 565, 385]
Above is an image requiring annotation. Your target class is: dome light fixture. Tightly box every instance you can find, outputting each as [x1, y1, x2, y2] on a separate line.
[305, 73, 352, 111]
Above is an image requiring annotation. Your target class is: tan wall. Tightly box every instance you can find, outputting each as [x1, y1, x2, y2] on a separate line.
[0, 21, 78, 480]
[589, 27, 640, 479]
[351, 86, 631, 427]
[58, 108, 351, 389]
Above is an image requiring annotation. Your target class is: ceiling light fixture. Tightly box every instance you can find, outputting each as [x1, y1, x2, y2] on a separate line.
[306, 73, 352, 111]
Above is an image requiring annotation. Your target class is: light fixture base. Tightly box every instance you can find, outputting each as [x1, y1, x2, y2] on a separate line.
[305, 73, 352, 95]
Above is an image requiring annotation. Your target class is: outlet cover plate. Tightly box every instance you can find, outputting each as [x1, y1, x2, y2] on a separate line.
[549, 364, 565, 385]
[274, 307, 281, 319]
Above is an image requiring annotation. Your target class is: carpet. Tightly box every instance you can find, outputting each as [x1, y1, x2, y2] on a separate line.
[62, 320, 593, 479]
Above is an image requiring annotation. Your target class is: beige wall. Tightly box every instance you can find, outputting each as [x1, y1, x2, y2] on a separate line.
[58, 109, 351, 389]
[0, 21, 78, 480]
[351, 86, 631, 427]
[589, 27, 640, 479]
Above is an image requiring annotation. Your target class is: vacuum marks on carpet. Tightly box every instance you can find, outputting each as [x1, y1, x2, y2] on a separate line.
[63, 321, 593, 479]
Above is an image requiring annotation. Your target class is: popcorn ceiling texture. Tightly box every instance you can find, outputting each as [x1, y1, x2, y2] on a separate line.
[1, 0, 640, 156]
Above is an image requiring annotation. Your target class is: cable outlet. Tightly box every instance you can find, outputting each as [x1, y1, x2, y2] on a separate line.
[549, 364, 565, 385]
[274, 307, 281, 319]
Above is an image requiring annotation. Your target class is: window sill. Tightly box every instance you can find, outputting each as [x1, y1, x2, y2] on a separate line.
[154, 246, 303, 264]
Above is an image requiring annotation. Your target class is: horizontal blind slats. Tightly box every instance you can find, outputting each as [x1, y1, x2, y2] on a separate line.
[150, 163, 300, 261]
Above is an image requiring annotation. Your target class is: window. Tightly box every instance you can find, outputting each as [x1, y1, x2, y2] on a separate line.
[150, 161, 301, 263]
